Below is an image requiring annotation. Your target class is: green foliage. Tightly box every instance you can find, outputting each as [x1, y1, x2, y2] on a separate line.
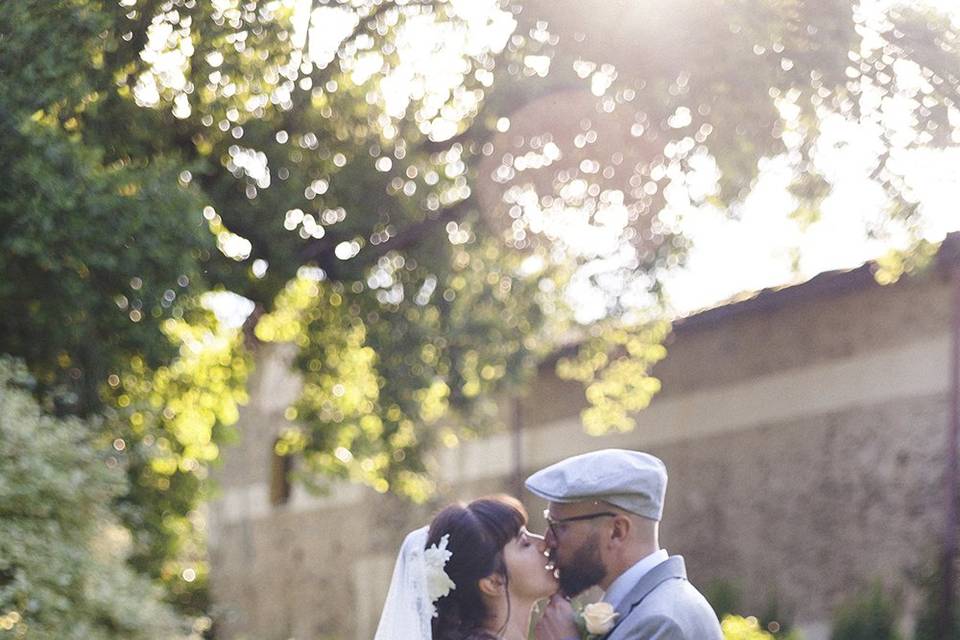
[0, 0, 215, 417]
[0, 357, 190, 639]
[4, 0, 959, 500]
[557, 320, 670, 435]
[911, 554, 960, 640]
[0, 115, 209, 417]
[874, 239, 942, 286]
[757, 593, 799, 640]
[259, 238, 547, 498]
[706, 581, 798, 640]
[721, 616, 777, 640]
[1, 1, 250, 615]
[107, 311, 250, 610]
[706, 579, 744, 621]
[830, 583, 901, 640]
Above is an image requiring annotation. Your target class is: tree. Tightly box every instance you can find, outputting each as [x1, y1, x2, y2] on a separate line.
[0, 0, 250, 612]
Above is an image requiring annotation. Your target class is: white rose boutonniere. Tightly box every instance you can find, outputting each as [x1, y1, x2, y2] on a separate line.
[423, 534, 456, 617]
[577, 601, 619, 637]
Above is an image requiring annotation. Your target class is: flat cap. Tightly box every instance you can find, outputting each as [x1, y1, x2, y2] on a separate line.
[525, 449, 667, 521]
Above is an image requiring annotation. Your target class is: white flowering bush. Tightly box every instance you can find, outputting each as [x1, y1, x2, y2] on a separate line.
[0, 357, 188, 639]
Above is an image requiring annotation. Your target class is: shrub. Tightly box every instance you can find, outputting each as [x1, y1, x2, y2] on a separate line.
[722, 615, 777, 640]
[706, 580, 798, 639]
[911, 555, 960, 640]
[758, 591, 799, 639]
[830, 582, 900, 640]
[0, 357, 189, 639]
[707, 579, 743, 620]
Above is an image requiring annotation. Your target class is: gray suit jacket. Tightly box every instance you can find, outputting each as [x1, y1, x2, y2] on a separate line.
[604, 556, 722, 640]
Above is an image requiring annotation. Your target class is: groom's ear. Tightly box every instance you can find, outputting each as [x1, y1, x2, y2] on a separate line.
[478, 573, 505, 597]
[609, 514, 632, 545]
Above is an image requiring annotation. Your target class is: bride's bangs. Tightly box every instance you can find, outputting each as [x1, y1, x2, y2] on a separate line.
[468, 495, 527, 551]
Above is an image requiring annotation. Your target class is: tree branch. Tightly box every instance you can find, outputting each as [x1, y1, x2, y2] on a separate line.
[297, 198, 471, 271]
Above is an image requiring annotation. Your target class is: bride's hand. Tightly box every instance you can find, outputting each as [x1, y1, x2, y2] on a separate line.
[534, 593, 579, 640]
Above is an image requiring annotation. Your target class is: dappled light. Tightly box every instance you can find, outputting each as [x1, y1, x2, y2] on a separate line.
[5, 0, 960, 516]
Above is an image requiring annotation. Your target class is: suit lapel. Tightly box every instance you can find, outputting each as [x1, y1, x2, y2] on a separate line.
[602, 556, 688, 639]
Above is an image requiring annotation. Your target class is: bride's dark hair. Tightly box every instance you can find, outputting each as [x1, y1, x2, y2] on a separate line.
[426, 494, 527, 640]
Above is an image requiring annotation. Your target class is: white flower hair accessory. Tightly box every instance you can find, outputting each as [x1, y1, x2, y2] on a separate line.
[423, 533, 456, 617]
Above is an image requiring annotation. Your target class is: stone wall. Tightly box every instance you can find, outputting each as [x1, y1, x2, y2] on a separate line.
[207, 267, 956, 639]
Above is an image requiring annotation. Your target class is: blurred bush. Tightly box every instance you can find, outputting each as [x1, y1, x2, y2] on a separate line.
[0, 357, 190, 639]
[829, 582, 900, 640]
[707, 579, 799, 639]
[911, 555, 960, 640]
[707, 579, 743, 620]
[721, 615, 778, 640]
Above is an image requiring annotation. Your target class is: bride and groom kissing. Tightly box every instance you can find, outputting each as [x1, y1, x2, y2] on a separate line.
[374, 449, 723, 640]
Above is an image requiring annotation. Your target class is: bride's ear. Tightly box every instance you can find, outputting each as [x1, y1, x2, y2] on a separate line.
[477, 573, 505, 598]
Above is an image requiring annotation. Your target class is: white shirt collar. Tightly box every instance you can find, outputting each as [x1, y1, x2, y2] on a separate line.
[602, 548, 669, 610]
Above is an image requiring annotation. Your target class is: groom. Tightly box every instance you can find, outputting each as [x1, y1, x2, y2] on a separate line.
[526, 449, 722, 640]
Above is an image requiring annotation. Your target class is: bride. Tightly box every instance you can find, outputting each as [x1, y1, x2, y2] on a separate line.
[375, 494, 559, 640]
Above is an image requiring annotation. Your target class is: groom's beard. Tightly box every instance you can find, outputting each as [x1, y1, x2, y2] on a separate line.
[556, 537, 606, 597]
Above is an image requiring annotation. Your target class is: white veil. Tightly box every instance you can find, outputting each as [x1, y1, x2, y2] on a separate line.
[374, 526, 433, 640]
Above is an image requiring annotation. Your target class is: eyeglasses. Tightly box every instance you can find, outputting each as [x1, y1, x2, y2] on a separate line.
[543, 509, 618, 536]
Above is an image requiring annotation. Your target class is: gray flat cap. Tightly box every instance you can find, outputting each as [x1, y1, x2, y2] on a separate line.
[525, 449, 668, 521]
